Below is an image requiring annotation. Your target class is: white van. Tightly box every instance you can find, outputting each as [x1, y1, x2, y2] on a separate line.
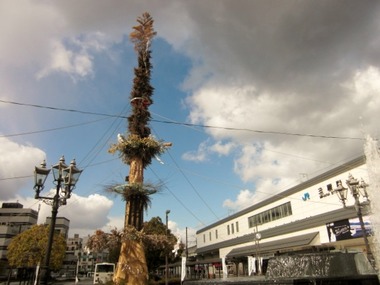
[93, 263, 115, 284]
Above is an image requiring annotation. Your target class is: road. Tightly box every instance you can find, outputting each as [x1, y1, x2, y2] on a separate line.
[55, 276, 93, 285]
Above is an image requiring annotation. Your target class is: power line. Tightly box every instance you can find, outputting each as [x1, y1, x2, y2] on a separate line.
[0, 99, 120, 118]
[0, 175, 32, 181]
[0, 117, 110, 138]
[0, 99, 368, 141]
[148, 166, 206, 226]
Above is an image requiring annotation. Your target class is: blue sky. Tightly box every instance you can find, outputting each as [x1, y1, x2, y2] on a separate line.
[1, 1, 380, 244]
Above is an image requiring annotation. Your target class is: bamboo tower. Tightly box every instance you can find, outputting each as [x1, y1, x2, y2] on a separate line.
[109, 12, 170, 285]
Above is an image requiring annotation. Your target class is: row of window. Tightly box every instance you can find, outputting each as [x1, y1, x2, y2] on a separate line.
[0, 213, 38, 218]
[227, 221, 239, 235]
[202, 202, 293, 244]
[248, 202, 292, 228]
[203, 221, 241, 243]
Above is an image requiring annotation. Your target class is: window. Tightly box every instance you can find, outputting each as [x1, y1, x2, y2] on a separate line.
[227, 225, 230, 235]
[236, 221, 239, 233]
[248, 202, 292, 228]
[215, 229, 218, 239]
[231, 223, 235, 234]
[209, 232, 212, 241]
[203, 234, 206, 242]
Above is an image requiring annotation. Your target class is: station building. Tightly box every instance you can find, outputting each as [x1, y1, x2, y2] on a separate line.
[194, 155, 373, 277]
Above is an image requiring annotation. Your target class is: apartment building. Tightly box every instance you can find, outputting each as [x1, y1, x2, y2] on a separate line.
[0, 202, 38, 276]
[45, 216, 70, 239]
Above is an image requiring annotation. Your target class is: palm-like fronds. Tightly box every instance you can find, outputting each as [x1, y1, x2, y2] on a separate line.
[108, 134, 164, 167]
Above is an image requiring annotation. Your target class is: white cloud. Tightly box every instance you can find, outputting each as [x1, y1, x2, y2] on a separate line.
[38, 192, 114, 237]
[36, 38, 96, 80]
[0, 138, 45, 200]
[168, 220, 197, 247]
[1, 191, 114, 237]
[1, 0, 380, 233]
[345, 66, 380, 115]
[182, 139, 236, 162]
[182, 141, 209, 162]
[223, 189, 255, 211]
[0, 0, 64, 67]
[100, 215, 124, 234]
[210, 141, 236, 156]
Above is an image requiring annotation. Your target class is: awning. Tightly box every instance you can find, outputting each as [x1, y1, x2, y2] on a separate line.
[226, 232, 318, 258]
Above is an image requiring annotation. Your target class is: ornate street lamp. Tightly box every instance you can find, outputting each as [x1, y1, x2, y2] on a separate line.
[358, 178, 370, 201]
[34, 156, 82, 285]
[334, 180, 348, 207]
[335, 174, 374, 268]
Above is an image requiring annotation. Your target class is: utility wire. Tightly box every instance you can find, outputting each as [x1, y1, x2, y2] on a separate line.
[165, 150, 220, 221]
[148, 166, 205, 226]
[0, 117, 110, 138]
[0, 99, 119, 118]
[0, 99, 368, 141]
[151, 126, 219, 223]
[78, 104, 128, 169]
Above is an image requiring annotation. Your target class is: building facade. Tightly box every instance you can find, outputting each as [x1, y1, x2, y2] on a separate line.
[195, 156, 373, 277]
[0, 203, 38, 276]
[45, 216, 70, 239]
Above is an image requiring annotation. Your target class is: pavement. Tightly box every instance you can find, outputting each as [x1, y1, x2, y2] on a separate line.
[0, 276, 93, 285]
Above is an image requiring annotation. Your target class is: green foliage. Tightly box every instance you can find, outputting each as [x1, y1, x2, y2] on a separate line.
[86, 229, 121, 263]
[143, 217, 167, 235]
[87, 217, 178, 273]
[142, 217, 177, 271]
[7, 224, 66, 270]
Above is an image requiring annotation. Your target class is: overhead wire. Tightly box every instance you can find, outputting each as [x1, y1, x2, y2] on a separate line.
[0, 99, 131, 225]
[148, 165, 206, 226]
[150, 126, 217, 225]
[165, 150, 220, 221]
[0, 98, 373, 231]
[59, 103, 132, 218]
[78, 103, 129, 169]
[0, 99, 369, 141]
[0, 117, 112, 138]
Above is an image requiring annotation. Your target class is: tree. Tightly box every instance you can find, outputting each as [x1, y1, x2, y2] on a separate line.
[142, 217, 177, 272]
[7, 224, 66, 270]
[86, 218, 177, 278]
[108, 12, 171, 285]
[86, 229, 121, 264]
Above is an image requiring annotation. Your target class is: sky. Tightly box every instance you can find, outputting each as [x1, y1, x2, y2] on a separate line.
[1, 0, 380, 246]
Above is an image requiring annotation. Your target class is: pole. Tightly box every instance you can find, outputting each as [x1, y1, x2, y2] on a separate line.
[42, 182, 60, 285]
[185, 227, 188, 259]
[165, 211, 169, 285]
[354, 195, 374, 267]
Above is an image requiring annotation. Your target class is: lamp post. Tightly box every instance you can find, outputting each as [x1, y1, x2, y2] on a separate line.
[34, 156, 82, 285]
[334, 174, 374, 268]
[254, 231, 262, 275]
[165, 210, 170, 285]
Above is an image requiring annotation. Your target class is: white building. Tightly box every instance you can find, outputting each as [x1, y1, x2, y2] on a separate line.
[195, 156, 373, 277]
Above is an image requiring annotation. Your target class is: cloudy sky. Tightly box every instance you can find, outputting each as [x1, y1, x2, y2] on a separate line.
[1, 0, 380, 244]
